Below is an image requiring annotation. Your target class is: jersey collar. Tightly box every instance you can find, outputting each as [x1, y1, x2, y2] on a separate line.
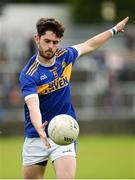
[36, 56, 56, 67]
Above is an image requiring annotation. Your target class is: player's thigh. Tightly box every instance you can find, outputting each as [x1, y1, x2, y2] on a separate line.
[53, 155, 76, 179]
[23, 164, 46, 179]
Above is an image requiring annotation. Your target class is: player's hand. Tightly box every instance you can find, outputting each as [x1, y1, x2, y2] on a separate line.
[37, 121, 51, 148]
[114, 17, 129, 33]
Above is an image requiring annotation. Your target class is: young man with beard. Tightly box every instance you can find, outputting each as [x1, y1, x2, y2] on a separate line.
[19, 17, 129, 179]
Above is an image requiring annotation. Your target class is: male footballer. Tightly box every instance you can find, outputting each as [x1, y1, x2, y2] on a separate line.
[19, 17, 129, 179]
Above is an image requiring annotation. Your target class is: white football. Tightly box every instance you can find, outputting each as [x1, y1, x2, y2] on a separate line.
[48, 114, 79, 145]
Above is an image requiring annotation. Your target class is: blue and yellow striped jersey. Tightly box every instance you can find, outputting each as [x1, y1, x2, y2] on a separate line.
[19, 47, 79, 137]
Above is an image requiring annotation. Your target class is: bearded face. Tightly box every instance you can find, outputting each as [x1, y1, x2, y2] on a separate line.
[35, 31, 60, 61]
[38, 44, 56, 60]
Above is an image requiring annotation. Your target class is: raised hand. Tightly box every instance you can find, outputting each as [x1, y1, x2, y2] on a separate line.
[115, 17, 129, 33]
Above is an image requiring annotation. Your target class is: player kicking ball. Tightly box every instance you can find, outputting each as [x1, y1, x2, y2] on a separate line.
[19, 17, 129, 179]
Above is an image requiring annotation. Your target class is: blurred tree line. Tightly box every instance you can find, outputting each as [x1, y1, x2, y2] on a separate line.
[70, 0, 134, 24]
[0, 0, 134, 23]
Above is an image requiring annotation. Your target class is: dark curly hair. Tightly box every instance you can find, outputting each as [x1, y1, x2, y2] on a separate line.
[36, 18, 65, 38]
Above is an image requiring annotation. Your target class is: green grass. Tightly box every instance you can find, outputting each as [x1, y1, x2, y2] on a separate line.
[77, 135, 135, 179]
[0, 135, 135, 179]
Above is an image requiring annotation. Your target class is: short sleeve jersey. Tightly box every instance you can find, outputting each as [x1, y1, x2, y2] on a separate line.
[19, 47, 79, 137]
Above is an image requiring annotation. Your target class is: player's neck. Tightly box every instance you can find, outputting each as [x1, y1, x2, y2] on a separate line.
[37, 55, 55, 66]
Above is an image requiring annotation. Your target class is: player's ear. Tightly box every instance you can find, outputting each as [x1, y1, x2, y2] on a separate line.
[34, 34, 40, 45]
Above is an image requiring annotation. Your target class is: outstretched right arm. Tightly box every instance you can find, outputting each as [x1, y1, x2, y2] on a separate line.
[19, 73, 50, 148]
[26, 96, 51, 148]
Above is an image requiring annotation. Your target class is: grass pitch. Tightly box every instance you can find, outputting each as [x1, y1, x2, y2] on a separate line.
[0, 135, 135, 179]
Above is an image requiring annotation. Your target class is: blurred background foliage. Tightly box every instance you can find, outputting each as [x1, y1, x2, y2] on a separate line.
[70, 0, 135, 24]
[0, 0, 134, 23]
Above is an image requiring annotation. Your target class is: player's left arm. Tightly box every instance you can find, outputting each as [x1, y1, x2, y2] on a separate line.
[74, 17, 129, 56]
